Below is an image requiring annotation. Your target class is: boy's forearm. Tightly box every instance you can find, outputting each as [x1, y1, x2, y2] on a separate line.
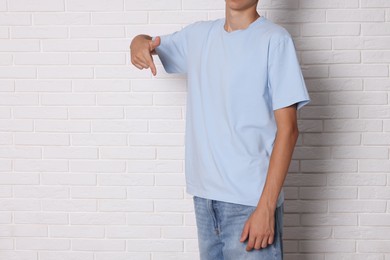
[257, 127, 299, 210]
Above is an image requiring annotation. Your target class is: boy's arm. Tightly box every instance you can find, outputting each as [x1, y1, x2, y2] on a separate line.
[240, 103, 299, 251]
[130, 34, 161, 76]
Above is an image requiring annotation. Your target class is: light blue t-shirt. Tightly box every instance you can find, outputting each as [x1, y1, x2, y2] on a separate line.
[155, 16, 310, 207]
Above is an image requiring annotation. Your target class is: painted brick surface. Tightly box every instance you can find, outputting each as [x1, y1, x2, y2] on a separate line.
[0, 0, 389, 259]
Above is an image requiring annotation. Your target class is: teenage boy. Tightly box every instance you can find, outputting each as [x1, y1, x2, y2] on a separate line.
[130, 0, 310, 259]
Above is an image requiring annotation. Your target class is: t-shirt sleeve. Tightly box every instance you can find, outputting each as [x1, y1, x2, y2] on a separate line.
[153, 25, 191, 74]
[268, 34, 310, 111]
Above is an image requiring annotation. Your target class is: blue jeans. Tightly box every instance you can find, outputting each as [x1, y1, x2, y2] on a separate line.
[193, 195, 284, 260]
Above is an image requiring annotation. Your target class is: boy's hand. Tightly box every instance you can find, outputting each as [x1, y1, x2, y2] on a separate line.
[130, 35, 161, 76]
[240, 205, 275, 251]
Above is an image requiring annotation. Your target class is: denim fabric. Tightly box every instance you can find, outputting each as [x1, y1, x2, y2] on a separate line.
[193, 196, 283, 260]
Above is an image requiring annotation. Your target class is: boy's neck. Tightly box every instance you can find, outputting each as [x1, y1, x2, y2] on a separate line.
[224, 5, 260, 32]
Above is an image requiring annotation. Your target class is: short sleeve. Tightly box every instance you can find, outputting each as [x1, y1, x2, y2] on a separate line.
[154, 24, 193, 74]
[268, 34, 310, 111]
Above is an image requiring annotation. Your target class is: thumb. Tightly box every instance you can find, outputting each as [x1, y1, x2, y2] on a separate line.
[150, 36, 161, 51]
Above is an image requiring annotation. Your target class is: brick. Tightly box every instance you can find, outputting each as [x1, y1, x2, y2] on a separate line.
[302, 24, 360, 36]
[0, 238, 13, 249]
[14, 212, 68, 224]
[67, 0, 123, 11]
[326, 254, 383, 260]
[306, 79, 363, 92]
[94, 253, 150, 260]
[35, 120, 90, 133]
[182, 0, 224, 10]
[73, 79, 130, 92]
[302, 51, 360, 64]
[125, 0, 181, 10]
[71, 53, 125, 65]
[126, 213, 183, 225]
[324, 120, 382, 132]
[0, 39, 39, 52]
[40, 252, 93, 260]
[69, 107, 124, 119]
[359, 159, 390, 172]
[98, 174, 154, 186]
[0, 120, 33, 132]
[34, 13, 90, 25]
[358, 241, 390, 253]
[14, 186, 69, 199]
[9, 0, 64, 11]
[71, 187, 126, 199]
[72, 239, 125, 251]
[97, 93, 152, 105]
[131, 79, 186, 92]
[93, 12, 147, 25]
[268, 10, 325, 23]
[38, 67, 93, 79]
[0, 67, 36, 79]
[301, 213, 358, 226]
[285, 174, 327, 187]
[14, 159, 68, 172]
[329, 200, 386, 213]
[126, 107, 182, 119]
[300, 106, 358, 119]
[91, 120, 147, 132]
[303, 133, 361, 146]
[107, 226, 160, 238]
[300, 0, 359, 8]
[360, 107, 390, 119]
[359, 187, 390, 199]
[150, 120, 185, 133]
[327, 10, 385, 22]
[42, 39, 98, 52]
[149, 11, 207, 24]
[99, 199, 153, 212]
[42, 172, 92, 188]
[333, 37, 390, 50]
[300, 240, 356, 253]
[333, 146, 388, 159]
[0, 251, 37, 260]
[0, 54, 12, 65]
[329, 92, 387, 105]
[50, 225, 104, 238]
[363, 51, 390, 63]
[13, 107, 67, 119]
[0, 173, 39, 185]
[363, 23, 390, 36]
[127, 187, 183, 199]
[129, 134, 184, 146]
[155, 173, 185, 186]
[327, 173, 386, 186]
[0, 13, 31, 25]
[11, 26, 68, 39]
[14, 53, 68, 65]
[127, 160, 183, 173]
[360, 213, 390, 226]
[70, 160, 126, 173]
[284, 200, 328, 213]
[363, 133, 390, 145]
[70, 26, 125, 38]
[126, 239, 183, 252]
[70, 213, 126, 225]
[330, 65, 388, 77]
[299, 187, 357, 199]
[0, 224, 47, 237]
[361, 0, 390, 7]
[42, 199, 96, 212]
[284, 227, 331, 240]
[100, 147, 155, 159]
[15, 237, 71, 250]
[302, 159, 357, 173]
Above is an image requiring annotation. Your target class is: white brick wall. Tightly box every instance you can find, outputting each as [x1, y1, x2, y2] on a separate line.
[0, 0, 389, 259]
